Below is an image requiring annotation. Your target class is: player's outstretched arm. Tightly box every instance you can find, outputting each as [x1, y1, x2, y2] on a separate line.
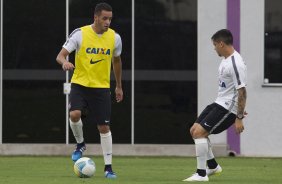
[56, 48, 75, 71]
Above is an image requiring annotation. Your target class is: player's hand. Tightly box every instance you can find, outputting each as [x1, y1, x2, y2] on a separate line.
[234, 111, 247, 134]
[115, 87, 123, 103]
[234, 119, 244, 134]
[62, 61, 75, 71]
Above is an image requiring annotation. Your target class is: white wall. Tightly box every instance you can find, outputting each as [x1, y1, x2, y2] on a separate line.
[198, 0, 227, 144]
[199, 0, 282, 156]
[241, 0, 282, 157]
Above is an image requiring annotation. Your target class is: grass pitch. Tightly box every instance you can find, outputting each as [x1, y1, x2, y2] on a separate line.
[0, 156, 282, 184]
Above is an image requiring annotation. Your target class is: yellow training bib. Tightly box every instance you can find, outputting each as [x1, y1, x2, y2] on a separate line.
[71, 25, 115, 88]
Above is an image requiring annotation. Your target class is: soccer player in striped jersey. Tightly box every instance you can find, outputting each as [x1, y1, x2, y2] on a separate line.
[183, 29, 247, 182]
[56, 3, 123, 179]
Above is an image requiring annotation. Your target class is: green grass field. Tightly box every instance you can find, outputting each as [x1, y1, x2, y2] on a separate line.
[0, 156, 282, 184]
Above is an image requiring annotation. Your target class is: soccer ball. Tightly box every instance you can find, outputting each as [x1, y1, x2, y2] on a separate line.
[73, 157, 96, 178]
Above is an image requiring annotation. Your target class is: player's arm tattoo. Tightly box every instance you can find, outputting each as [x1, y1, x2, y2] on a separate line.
[237, 87, 247, 116]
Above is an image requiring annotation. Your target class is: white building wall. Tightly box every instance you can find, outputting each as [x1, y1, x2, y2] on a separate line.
[240, 0, 282, 157]
[199, 0, 282, 156]
[198, 0, 227, 145]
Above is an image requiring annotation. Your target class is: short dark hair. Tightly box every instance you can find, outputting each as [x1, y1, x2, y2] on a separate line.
[94, 2, 112, 15]
[211, 29, 233, 45]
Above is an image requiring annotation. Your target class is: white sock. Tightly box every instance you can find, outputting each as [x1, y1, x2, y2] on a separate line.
[69, 119, 84, 143]
[194, 138, 208, 170]
[100, 131, 112, 165]
[207, 138, 215, 160]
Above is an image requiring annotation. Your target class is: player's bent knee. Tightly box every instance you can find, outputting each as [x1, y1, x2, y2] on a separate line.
[70, 110, 81, 122]
[191, 128, 208, 139]
[98, 125, 110, 134]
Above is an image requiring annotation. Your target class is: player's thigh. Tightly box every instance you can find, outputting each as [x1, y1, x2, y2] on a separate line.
[211, 113, 236, 134]
[199, 103, 230, 133]
[88, 89, 111, 125]
[69, 84, 87, 120]
[196, 103, 217, 123]
[190, 103, 215, 133]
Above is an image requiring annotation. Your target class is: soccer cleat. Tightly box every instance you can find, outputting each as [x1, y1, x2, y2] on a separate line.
[182, 173, 209, 182]
[104, 171, 117, 179]
[206, 165, 222, 176]
[71, 142, 86, 162]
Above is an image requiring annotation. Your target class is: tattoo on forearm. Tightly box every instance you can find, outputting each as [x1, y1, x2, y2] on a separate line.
[237, 87, 247, 115]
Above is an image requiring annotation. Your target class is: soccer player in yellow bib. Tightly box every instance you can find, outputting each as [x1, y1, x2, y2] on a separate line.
[56, 3, 123, 179]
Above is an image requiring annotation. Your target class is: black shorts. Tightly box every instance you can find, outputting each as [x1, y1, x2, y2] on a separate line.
[196, 103, 236, 134]
[69, 83, 111, 125]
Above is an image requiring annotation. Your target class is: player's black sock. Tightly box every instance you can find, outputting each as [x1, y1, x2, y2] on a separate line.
[104, 164, 112, 172]
[77, 142, 85, 147]
[197, 169, 206, 177]
[207, 158, 218, 169]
